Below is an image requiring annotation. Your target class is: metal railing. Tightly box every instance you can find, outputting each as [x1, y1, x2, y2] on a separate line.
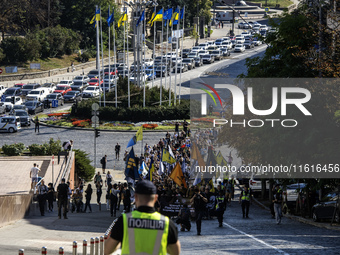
[54, 148, 74, 188]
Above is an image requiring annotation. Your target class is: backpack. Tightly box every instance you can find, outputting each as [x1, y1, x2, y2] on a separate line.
[100, 157, 104, 164]
[62, 142, 67, 147]
[110, 189, 118, 201]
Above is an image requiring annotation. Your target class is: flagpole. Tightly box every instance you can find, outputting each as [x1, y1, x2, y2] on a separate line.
[123, 5, 126, 78]
[96, 6, 100, 71]
[164, 7, 169, 100]
[152, 7, 156, 89]
[174, 6, 179, 106]
[160, 13, 163, 106]
[169, 11, 173, 106]
[167, 11, 171, 106]
[143, 10, 146, 108]
[100, 8, 104, 106]
[126, 8, 130, 108]
[113, 8, 118, 108]
[107, 5, 110, 108]
[179, 6, 185, 105]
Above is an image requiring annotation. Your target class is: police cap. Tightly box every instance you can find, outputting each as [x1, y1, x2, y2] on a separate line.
[135, 180, 157, 195]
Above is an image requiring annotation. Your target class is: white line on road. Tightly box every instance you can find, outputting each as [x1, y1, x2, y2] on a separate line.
[223, 222, 290, 255]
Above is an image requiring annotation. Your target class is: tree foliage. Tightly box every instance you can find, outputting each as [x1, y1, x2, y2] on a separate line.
[74, 149, 95, 182]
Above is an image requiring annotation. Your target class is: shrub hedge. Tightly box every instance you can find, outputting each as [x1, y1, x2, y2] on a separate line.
[2, 143, 25, 156]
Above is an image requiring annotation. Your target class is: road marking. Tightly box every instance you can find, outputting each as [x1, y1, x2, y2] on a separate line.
[223, 222, 290, 255]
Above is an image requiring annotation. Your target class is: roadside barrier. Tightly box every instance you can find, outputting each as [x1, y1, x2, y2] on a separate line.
[18, 235, 109, 255]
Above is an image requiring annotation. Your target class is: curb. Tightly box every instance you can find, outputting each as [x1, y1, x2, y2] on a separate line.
[252, 196, 340, 231]
[36, 120, 171, 133]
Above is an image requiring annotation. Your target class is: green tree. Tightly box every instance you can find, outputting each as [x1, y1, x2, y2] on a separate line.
[74, 149, 95, 182]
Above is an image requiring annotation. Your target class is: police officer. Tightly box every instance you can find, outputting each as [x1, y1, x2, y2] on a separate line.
[239, 186, 251, 218]
[215, 190, 227, 227]
[273, 184, 283, 224]
[104, 180, 181, 255]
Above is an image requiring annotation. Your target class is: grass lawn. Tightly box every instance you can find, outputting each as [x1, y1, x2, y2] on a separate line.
[250, 0, 294, 8]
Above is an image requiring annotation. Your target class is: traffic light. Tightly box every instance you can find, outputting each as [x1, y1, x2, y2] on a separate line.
[11, 96, 15, 104]
[95, 129, 100, 138]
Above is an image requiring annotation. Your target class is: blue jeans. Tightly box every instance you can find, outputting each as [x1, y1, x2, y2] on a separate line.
[274, 203, 282, 224]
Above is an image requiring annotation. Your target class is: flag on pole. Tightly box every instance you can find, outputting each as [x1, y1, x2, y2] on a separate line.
[90, 9, 101, 27]
[162, 148, 176, 164]
[149, 157, 155, 181]
[193, 172, 202, 186]
[169, 162, 187, 188]
[125, 147, 138, 179]
[181, 158, 186, 173]
[127, 136, 137, 148]
[136, 126, 143, 141]
[168, 145, 175, 158]
[158, 161, 164, 175]
[136, 10, 145, 27]
[149, 8, 163, 26]
[163, 8, 173, 20]
[179, 7, 184, 20]
[107, 8, 114, 25]
[169, 7, 179, 26]
[216, 151, 228, 166]
[139, 161, 149, 177]
[118, 10, 127, 28]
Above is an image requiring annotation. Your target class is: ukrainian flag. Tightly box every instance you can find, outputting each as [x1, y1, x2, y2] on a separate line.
[169, 7, 179, 27]
[149, 8, 163, 26]
[118, 10, 128, 28]
[90, 9, 101, 27]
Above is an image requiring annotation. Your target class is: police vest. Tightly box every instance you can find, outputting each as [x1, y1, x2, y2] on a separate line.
[122, 211, 169, 255]
[216, 196, 225, 210]
[241, 191, 250, 201]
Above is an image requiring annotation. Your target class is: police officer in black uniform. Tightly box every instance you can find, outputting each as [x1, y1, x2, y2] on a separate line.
[104, 180, 180, 255]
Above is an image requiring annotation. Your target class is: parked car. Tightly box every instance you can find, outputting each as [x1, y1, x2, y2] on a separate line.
[0, 116, 21, 133]
[73, 75, 90, 83]
[22, 83, 41, 96]
[42, 83, 56, 93]
[88, 78, 103, 86]
[63, 91, 82, 103]
[182, 58, 195, 70]
[71, 81, 88, 91]
[54, 85, 72, 95]
[187, 52, 198, 59]
[202, 54, 215, 64]
[194, 57, 203, 67]
[173, 63, 188, 73]
[104, 67, 118, 76]
[14, 83, 26, 88]
[0, 85, 6, 97]
[214, 38, 223, 46]
[117, 66, 129, 76]
[238, 22, 251, 29]
[57, 80, 74, 86]
[144, 58, 154, 66]
[220, 48, 231, 57]
[211, 50, 222, 61]
[103, 75, 116, 85]
[234, 44, 245, 52]
[155, 66, 169, 77]
[10, 104, 28, 114]
[198, 50, 209, 58]
[12, 110, 30, 126]
[129, 72, 147, 84]
[312, 192, 340, 223]
[283, 183, 306, 215]
[198, 43, 209, 50]
[249, 176, 270, 197]
[190, 46, 201, 53]
[181, 49, 191, 58]
[244, 39, 255, 49]
[220, 41, 232, 49]
[3, 87, 22, 98]
[82, 86, 101, 98]
[145, 68, 156, 80]
[3, 96, 23, 111]
[253, 38, 262, 46]
[24, 100, 44, 115]
[44, 93, 64, 107]
[26, 88, 49, 102]
[87, 69, 104, 79]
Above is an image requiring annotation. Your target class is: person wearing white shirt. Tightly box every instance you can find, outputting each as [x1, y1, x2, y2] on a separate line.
[30, 163, 40, 190]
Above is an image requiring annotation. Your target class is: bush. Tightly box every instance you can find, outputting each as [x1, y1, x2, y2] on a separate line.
[29, 144, 48, 156]
[28, 138, 61, 156]
[2, 143, 25, 156]
[74, 149, 95, 182]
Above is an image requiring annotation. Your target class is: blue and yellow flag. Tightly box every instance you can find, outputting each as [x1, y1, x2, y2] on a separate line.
[125, 147, 138, 180]
[118, 10, 127, 28]
[107, 8, 114, 26]
[136, 126, 143, 141]
[90, 9, 101, 27]
[149, 8, 163, 26]
[162, 148, 176, 164]
[149, 157, 155, 181]
[163, 8, 173, 20]
[169, 7, 179, 26]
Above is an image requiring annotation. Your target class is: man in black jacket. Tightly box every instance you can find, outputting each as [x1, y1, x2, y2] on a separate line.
[190, 187, 208, 235]
[57, 178, 69, 219]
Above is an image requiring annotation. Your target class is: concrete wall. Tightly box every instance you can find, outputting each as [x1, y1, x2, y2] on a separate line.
[0, 57, 114, 83]
[0, 194, 32, 228]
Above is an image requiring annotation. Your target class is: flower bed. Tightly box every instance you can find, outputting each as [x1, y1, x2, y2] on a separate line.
[72, 119, 91, 127]
[47, 112, 70, 117]
[191, 118, 214, 123]
[142, 123, 159, 129]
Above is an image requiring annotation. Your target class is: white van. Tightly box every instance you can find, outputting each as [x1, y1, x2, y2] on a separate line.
[0, 116, 21, 133]
[26, 88, 49, 101]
